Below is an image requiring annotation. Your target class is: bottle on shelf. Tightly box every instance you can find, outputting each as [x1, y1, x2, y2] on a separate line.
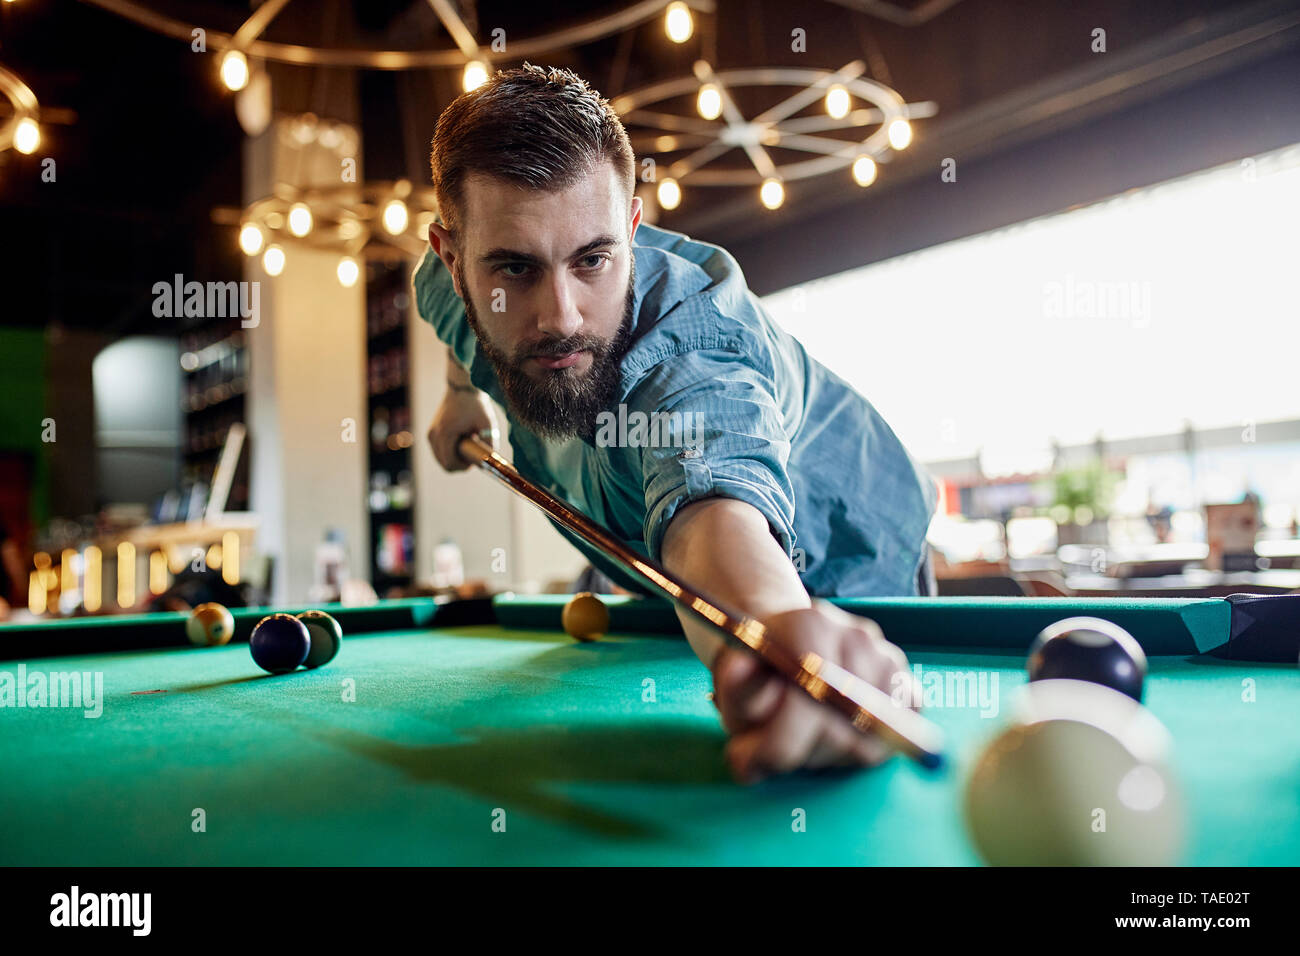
[432, 537, 464, 589]
[369, 473, 391, 512]
[370, 407, 390, 449]
[308, 527, 351, 604]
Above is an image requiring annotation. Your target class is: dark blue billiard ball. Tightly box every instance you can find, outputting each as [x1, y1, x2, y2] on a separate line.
[1027, 617, 1148, 702]
[250, 613, 311, 674]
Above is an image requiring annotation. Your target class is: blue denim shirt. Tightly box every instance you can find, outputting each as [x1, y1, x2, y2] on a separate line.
[412, 222, 937, 597]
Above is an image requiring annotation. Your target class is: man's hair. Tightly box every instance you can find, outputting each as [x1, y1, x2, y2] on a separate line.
[429, 63, 636, 236]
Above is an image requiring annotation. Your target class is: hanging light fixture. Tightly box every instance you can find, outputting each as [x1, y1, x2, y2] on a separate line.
[612, 60, 937, 213]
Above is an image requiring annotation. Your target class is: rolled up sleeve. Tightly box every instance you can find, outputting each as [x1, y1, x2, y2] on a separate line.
[631, 349, 797, 563]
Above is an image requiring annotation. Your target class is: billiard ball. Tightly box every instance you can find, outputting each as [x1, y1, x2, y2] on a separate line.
[1027, 616, 1148, 702]
[963, 679, 1185, 865]
[297, 610, 342, 668]
[186, 602, 234, 646]
[249, 613, 311, 673]
[561, 592, 609, 642]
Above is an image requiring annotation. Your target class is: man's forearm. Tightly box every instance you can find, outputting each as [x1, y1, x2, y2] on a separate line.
[660, 497, 811, 666]
[446, 346, 477, 393]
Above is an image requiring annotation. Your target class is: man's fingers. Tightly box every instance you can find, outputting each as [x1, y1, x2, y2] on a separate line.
[718, 604, 919, 783]
[730, 701, 894, 782]
[713, 649, 783, 733]
[838, 620, 920, 713]
[724, 690, 824, 783]
[441, 436, 468, 471]
[804, 712, 894, 769]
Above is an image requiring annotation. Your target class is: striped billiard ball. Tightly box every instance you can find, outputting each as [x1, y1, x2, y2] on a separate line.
[296, 610, 343, 668]
[186, 603, 234, 647]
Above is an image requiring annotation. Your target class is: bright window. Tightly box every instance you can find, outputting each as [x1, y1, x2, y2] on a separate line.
[763, 144, 1300, 465]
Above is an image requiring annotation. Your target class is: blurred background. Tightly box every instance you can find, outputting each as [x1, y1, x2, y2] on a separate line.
[1, 0, 1298, 621]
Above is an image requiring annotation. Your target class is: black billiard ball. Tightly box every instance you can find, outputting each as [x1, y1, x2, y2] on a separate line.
[562, 592, 609, 642]
[186, 602, 234, 646]
[296, 610, 343, 668]
[1027, 617, 1148, 701]
[249, 613, 311, 674]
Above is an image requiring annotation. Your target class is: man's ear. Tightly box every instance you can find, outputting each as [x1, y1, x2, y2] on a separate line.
[428, 222, 462, 297]
[629, 194, 643, 239]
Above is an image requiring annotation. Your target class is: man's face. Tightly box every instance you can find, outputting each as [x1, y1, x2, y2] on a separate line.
[433, 161, 642, 441]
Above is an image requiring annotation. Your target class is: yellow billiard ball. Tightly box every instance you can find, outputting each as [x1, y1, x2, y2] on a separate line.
[562, 592, 609, 642]
[186, 602, 235, 646]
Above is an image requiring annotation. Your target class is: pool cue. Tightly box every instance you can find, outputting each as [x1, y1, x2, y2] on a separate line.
[458, 432, 946, 770]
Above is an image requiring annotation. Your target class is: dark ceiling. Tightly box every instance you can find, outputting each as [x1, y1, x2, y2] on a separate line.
[1, 0, 1297, 337]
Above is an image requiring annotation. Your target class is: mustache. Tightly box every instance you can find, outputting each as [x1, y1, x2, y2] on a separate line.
[520, 335, 604, 361]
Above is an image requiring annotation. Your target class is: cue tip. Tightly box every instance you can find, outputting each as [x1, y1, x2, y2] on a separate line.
[918, 751, 945, 771]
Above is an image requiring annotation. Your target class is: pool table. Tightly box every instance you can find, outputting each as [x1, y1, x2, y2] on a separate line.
[0, 593, 1296, 866]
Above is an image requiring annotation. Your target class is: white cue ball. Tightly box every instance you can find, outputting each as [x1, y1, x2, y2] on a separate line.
[963, 679, 1186, 866]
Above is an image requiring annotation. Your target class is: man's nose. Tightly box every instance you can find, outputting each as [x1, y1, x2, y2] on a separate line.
[534, 274, 583, 340]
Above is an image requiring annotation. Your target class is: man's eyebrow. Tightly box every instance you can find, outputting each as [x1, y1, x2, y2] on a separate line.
[478, 235, 621, 266]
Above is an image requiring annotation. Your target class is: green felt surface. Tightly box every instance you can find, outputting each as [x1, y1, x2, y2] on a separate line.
[1, 624, 1296, 866]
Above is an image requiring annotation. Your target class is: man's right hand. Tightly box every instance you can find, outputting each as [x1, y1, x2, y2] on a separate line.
[428, 387, 499, 471]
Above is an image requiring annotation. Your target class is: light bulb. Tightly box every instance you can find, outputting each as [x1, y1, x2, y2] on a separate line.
[888, 118, 913, 150]
[262, 245, 285, 276]
[759, 178, 785, 210]
[221, 50, 249, 92]
[825, 85, 850, 120]
[657, 178, 682, 211]
[665, 2, 694, 43]
[238, 223, 264, 256]
[463, 61, 488, 92]
[852, 155, 877, 187]
[697, 84, 722, 121]
[337, 257, 360, 287]
[13, 117, 40, 154]
[287, 203, 313, 237]
[382, 198, 409, 235]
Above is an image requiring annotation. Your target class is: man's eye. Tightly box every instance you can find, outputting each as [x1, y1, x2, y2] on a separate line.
[500, 264, 531, 278]
[579, 254, 607, 269]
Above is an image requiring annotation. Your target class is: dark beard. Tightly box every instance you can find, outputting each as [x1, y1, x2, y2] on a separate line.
[459, 259, 637, 443]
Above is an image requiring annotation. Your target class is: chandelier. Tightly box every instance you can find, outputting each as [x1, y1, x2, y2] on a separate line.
[82, 0, 933, 273]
